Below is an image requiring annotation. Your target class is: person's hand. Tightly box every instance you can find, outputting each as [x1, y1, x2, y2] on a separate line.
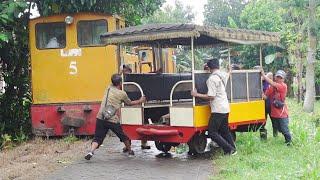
[140, 96, 146, 103]
[262, 93, 267, 100]
[191, 89, 198, 97]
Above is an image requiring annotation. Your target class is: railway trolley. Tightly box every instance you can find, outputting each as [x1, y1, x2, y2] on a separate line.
[101, 24, 280, 154]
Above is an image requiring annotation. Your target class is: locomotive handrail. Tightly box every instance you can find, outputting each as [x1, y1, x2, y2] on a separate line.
[169, 80, 192, 107]
[123, 82, 145, 107]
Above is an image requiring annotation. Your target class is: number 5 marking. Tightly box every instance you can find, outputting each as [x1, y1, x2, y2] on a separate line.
[69, 61, 77, 75]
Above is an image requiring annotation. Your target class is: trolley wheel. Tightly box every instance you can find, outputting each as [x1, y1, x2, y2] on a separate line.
[155, 141, 172, 153]
[187, 132, 207, 155]
[231, 131, 236, 141]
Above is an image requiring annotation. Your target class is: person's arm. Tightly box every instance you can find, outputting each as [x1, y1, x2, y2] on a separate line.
[261, 68, 277, 87]
[123, 93, 146, 106]
[129, 96, 146, 106]
[191, 89, 215, 100]
[191, 77, 216, 100]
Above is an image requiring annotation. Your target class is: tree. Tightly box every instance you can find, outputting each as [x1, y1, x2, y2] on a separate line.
[141, 0, 197, 72]
[303, 0, 318, 112]
[280, 0, 309, 103]
[203, 0, 247, 27]
[239, 0, 319, 108]
[0, 0, 31, 143]
[141, 0, 194, 24]
[237, 0, 286, 72]
[34, 0, 164, 25]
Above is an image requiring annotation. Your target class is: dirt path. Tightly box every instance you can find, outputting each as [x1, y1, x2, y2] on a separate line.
[0, 137, 91, 180]
[46, 137, 214, 180]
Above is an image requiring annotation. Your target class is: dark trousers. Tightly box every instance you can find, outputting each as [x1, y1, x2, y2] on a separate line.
[270, 117, 279, 136]
[271, 117, 292, 143]
[208, 113, 236, 153]
[261, 114, 279, 136]
[92, 119, 129, 148]
[261, 99, 278, 137]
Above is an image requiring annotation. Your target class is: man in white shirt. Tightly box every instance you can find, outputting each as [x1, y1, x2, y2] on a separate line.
[191, 58, 236, 155]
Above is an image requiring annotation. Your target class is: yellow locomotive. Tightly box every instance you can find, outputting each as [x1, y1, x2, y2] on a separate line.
[29, 13, 175, 136]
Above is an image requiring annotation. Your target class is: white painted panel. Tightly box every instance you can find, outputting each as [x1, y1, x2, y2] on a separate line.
[121, 107, 142, 125]
[170, 107, 193, 127]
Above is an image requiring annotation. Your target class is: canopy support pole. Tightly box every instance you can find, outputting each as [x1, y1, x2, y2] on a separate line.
[191, 37, 195, 107]
[260, 45, 263, 67]
[260, 45, 263, 100]
[228, 44, 233, 103]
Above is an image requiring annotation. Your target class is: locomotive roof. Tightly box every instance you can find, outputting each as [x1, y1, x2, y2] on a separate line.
[100, 23, 280, 47]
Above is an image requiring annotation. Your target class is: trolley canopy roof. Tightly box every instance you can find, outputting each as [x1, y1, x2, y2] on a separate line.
[101, 24, 280, 47]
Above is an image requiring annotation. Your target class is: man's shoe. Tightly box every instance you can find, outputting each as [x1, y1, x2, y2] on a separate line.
[225, 149, 237, 156]
[285, 141, 292, 146]
[128, 150, 135, 155]
[85, 152, 93, 160]
[123, 147, 129, 153]
[141, 145, 151, 149]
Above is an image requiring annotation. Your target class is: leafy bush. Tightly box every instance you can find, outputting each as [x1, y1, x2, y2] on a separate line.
[14, 126, 28, 144]
[0, 0, 32, 147]
[0, 134, 13, 150]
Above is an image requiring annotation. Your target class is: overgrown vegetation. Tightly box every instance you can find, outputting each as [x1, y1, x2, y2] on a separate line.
[0, 0, 32, 149]
[212, 99, 320, 179]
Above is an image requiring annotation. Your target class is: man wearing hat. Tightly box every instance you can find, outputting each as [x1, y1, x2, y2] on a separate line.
[191, 58, 237, 155]
[261, 69, 292, 145]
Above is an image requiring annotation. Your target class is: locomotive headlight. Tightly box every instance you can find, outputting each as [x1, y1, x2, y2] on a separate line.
[65, 16, 74, 25]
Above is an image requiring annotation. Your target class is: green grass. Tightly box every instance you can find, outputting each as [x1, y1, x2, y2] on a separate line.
[63, 134, 79, 144]
[211, 99, 320, 180]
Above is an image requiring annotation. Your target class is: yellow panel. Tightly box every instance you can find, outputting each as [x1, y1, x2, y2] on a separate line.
[193, 105, 211, 127]
[141, 49, 153, 73]
[122, 47, 176, 73]
[193, 100, 265, 127]
[123, 53, 138, 72]
[29, 13, 118, 104]
[229, 100, 265, 123]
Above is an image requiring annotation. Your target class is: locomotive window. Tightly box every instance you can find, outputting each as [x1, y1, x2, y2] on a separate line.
[77, 20, 108, 47]
[36, 22, 66, 49]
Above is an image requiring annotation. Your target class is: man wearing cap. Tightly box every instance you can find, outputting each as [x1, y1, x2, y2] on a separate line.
[85, 74, 146, 160]
[191, 58, 237, 155]
[261, 69, 292, 145]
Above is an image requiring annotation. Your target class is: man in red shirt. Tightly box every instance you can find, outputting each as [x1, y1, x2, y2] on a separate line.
[261, 69, 292, 145]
